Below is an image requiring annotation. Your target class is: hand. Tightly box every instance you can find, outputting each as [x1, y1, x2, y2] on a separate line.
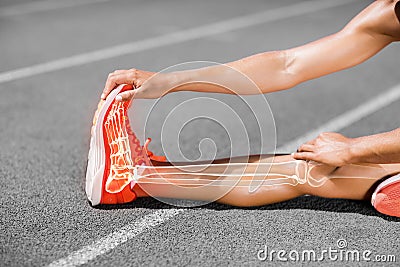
[293, 132, 355, 166]
[101, 69, 171, 101]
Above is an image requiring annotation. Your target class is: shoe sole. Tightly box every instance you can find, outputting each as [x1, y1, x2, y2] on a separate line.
[86, 84, 137, 206]
[371, 173, 400, 217]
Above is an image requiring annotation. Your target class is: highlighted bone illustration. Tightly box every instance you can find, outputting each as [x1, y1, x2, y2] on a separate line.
[104, 102, 134, 192]
[102, 100, 387, 194]
[134, 160, 308, 188]
[133, 161, 387, 190]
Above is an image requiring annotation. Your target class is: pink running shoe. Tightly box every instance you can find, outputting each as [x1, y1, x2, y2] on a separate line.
[371, 173, 400, 217]
[85, 84, 166, 205]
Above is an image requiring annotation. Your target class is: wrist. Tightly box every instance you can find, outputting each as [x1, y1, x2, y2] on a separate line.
[347, 137, 371, 164]
[167, 70, 195, 93]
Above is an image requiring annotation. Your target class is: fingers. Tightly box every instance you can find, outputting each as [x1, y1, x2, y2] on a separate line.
[102, 73, 126, 99]
[292, 152, 318, 162]
[297, 144, 315, 152]
[294, 141, 318, 161]
[101, 69, 136, 100]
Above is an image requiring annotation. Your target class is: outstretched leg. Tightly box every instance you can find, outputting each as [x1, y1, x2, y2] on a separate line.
[133, 154, 400, 207]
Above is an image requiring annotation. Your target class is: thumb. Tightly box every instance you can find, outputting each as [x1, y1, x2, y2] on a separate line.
[115, 88, 140, 102]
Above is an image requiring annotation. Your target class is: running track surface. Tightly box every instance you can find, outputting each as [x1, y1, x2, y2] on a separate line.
[1, 0, 399, 266]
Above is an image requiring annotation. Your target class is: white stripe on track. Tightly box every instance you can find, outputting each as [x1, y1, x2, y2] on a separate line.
[277, 83, 400, 152]
[47, 209, 184, 267]
[0, 0, 357, 84]
[0, 0, 112, 17]
[47, 83, 400, 266]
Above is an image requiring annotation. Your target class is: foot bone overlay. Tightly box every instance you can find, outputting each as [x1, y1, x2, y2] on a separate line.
[104, 101, 136, 193]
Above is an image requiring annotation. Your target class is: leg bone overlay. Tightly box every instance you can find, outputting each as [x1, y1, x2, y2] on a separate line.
[135, 160, 309, 187]
[135, 160, 390, 188]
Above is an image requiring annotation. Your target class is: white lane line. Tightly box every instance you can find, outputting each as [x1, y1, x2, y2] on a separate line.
[277, 83, 400, 152]
[47, 82, 400, 266]
[0, 0, 358, 84]
[0, 0, 112, 17]
[47, 209, 184, 267]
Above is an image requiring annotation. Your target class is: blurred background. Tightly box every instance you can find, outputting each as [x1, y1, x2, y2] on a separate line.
[1, 0, 400, 266]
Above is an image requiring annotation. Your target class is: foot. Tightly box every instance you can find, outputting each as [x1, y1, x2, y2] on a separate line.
[86, 84, 154, 205]
[371, 173, 400, 217]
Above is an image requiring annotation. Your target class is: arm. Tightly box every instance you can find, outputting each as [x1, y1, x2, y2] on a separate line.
[294, 129, 400, 166]
[171, 0, 398, 94]
[103, 0, 399, 100]
[351, 128, 400, 164]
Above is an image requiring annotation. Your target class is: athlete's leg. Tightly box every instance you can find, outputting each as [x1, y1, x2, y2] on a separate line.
[133, 154, 308, 206]
[86, 85, 400, 208]
[133, 155, 400, 207]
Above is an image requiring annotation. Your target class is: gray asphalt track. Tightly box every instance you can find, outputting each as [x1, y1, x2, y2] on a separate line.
[1, 0, 400, 266]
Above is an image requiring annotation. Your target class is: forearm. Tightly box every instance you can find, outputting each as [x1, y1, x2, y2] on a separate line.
[168, 51, 294, 95]
[350, 128, 400, 164]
